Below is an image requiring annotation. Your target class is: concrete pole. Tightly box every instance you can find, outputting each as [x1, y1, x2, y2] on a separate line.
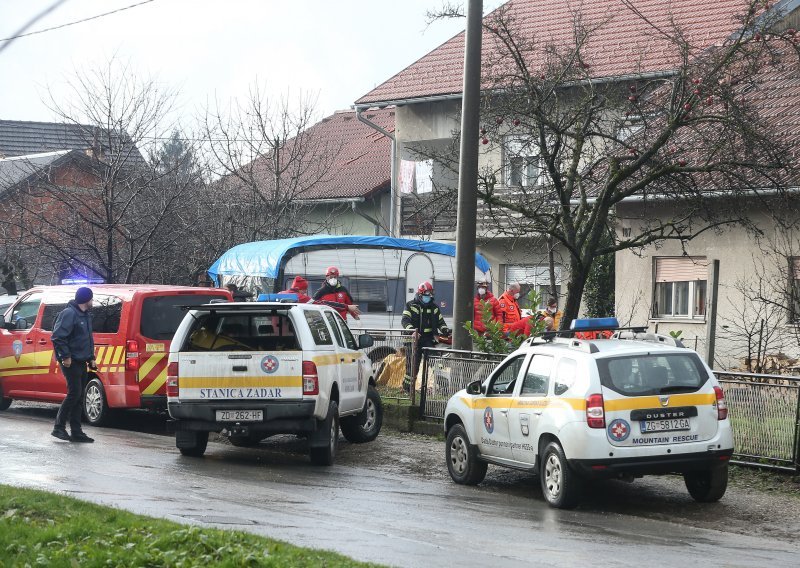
[452, 0, 483, 351]
[705, 259, 720, 368]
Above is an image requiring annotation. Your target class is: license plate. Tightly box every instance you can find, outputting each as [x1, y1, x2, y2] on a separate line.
[215, 410, 263, 422]
[640, 418, 690, 433]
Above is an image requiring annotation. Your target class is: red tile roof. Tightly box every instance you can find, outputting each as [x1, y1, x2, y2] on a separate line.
[356, 0, 754, 105]
[242, 108, 394, 200]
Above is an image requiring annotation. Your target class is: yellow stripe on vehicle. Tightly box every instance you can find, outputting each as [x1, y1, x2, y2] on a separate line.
[95, 346, 107, 365]
[604, 393, 716, 411]
[460, 396, 586, 411]
[112, 345, 125, 365]
[138, 352, 165, 381]
[313, 354, 341, 367]
[141, 367, 168, 395]
[180, 376, 302, 389]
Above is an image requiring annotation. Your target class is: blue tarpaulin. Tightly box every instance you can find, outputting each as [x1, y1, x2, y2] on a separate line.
[208, 235, 491, 285]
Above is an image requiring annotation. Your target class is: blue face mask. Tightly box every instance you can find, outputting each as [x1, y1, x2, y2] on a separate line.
[421, 295, 432, 304]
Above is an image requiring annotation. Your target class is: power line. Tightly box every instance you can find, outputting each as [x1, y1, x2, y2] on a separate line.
[0, 0, 68, 54]
[0, 0, 157, 43]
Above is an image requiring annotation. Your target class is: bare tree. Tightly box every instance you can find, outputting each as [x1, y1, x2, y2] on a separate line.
[423, 0, 800, 327]
[201, 84, 341, 244]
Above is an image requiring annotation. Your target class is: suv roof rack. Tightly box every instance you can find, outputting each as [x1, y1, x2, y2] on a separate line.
[524, 335, 600, 353]
[611, 329, 685, 348]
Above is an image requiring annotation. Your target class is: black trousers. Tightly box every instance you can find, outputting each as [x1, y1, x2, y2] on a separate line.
[54, 361, 87, 432]
[405, 335, 436, 386]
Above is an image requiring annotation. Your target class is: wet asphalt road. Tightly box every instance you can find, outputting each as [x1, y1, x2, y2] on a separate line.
[1, 404, 799, 568]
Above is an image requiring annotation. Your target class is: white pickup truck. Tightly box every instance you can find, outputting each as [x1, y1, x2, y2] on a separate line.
[166, 301, 383, 465]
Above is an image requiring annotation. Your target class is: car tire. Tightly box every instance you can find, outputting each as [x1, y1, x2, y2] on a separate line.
[341, 386, 383, 443]
[540, 441, 581, 509]
[684, 465, 729, 502]
[178, 431, 209, 457]
[0, 387, 11, 411]
[445, 424, 487, 485]
[310, 400, 339, 466]
[83, 378, 111, 426]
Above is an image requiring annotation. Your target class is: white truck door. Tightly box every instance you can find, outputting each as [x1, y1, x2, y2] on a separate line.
[323, 312, 361, 413]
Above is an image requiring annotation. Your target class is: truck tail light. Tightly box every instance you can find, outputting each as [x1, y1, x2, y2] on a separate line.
[126, 339, 140, 371]
[714, 386, 728, 420]
[166, 362, 179, 397]
[302, 361, 319, 395]
[586, 393, 605, 428]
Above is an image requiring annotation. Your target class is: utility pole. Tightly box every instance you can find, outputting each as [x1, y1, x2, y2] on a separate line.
[452, 0, 483, 351]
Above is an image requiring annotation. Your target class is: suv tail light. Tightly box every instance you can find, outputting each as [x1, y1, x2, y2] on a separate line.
[125, 339, 140, 371]
[302, 361, 319, 395]
[714, 386, 728, 420]
[166, 362, 179, 397]
[586, 393, 605, 428]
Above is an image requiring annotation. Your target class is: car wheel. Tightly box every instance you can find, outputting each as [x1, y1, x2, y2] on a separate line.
[340, 386, 383, 443]
[446, 424, 487, 485]
[684, 465, 729, 502]
[0, 386, 11, 411]
[178, 431, 209, 457]
[83, 378, 111, 426]
[540, 441, 581, 509]
[310, 401, 339, 466]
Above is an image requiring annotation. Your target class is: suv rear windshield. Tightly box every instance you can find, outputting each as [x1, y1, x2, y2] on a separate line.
[140, 295, 223, 340]
[596, 353, 709, 396]
[183, 312, 299, 352]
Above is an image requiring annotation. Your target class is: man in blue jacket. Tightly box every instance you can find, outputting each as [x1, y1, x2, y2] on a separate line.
[51, 287, 97, 443]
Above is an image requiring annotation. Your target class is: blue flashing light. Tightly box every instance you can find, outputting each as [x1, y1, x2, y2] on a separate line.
[257, 293, 299, 302]
[569, 317, 620, 331]
[61, 277, 105, 285]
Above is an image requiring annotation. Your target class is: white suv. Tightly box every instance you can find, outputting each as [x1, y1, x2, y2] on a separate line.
[167, 301, 382, 465]
[443, 319, 734, 509]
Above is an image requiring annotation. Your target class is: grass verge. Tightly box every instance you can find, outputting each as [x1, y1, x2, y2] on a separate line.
[0, 485, 382, 567]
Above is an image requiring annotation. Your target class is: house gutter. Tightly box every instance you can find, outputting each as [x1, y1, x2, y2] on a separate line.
[355, 108, 397, 237]
[569, 187, 798, 206]
[300, 196, 364, 205]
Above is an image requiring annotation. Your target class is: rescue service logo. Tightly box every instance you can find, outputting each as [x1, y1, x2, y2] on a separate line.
[607, 418, 631, 442]
[12, 340, 24, 362]
[260, 355, 280, 374]
[483, 406, 494, 434]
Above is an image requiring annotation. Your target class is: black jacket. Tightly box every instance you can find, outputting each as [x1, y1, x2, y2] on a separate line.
[401, 296, 447, 337]
[51, 300, 95, 362]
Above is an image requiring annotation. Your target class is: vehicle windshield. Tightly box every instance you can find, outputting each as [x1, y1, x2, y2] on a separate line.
[183, 311, 299, 352]
[140, 295, 223, 340]
[596, 352, 709, 396]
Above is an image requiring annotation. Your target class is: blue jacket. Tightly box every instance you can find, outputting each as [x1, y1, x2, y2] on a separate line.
[51, 300, 95, 362]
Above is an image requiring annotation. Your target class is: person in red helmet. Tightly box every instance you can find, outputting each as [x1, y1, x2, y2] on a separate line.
[401, 281, 449, 392]
[280, 275, 311, 303]
[313, 266, 361, 320]
[472, 278, 501, 334]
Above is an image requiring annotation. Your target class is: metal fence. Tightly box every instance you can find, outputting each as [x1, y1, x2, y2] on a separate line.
[418, 348, 506, 420]
[361, 328, 414, 402]
[715, 371, 800, 472]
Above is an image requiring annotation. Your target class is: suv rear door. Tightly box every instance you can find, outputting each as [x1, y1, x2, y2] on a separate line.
[596, 351, 719, 448]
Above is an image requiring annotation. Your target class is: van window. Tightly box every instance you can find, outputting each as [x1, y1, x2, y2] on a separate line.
[140, 295, 222, 340]
[350, 278, 388, 313]
[596, 353, 709, 396]
[323, 312, 345, 347]
[335, 315, 357, 350]
[9, 293, 42, 329]
[184, 312, 298, 352]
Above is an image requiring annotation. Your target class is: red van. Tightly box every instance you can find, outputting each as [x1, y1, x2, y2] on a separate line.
[0, 285, 231, 425]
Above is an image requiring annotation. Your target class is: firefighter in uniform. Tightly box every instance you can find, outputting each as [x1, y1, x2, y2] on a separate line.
[313, 266, 360, 320]
[498, 282, 522, 332]
[401, 281, 449, 392]
[473, 279, 501, 334]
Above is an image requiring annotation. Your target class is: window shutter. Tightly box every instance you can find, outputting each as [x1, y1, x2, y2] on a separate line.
[654, 257, 708, 282]
[506, 265, 561, 286]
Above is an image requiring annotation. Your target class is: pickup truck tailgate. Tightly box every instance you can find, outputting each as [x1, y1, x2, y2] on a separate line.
[177, 351, 303, 402]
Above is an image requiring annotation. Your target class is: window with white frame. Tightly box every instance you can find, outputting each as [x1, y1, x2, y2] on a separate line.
[503, 136, 544, 188]
[790, 257, 800, 322]
[505, 264, 561, 309]
[652, 257, 708, 319]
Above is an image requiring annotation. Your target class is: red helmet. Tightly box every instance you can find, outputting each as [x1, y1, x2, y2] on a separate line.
[325, 266, 340, 277]
[417, 281, 434, 294]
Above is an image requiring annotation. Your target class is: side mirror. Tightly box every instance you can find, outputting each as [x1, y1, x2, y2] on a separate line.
[358, 333, 374, 349]
[466, 379, 484, 395]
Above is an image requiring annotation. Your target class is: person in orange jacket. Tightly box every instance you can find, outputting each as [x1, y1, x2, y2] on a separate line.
[280, 275, 312, 303]
[537, 297, 563, 331]
[507, 315, 554, 339]
[472, 279, 501, 333]
[498, 282, 522, 332]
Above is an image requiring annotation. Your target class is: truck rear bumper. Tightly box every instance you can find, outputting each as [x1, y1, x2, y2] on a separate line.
[167, 400, 316, 434]
[569, 449, 733, 478]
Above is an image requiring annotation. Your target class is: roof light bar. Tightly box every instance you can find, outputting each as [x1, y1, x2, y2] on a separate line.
[569, 317, 620, 332]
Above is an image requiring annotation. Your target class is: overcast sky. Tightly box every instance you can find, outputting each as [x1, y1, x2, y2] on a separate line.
[0, 0, 505, 130]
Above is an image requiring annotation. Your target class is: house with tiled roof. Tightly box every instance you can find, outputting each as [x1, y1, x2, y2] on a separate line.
[354, 0, 800, 367]
[220, 107, 393, 236]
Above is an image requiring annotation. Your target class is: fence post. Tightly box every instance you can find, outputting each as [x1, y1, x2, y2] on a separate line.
[419, 348, 429, 418]
[794, 386, 800, 472]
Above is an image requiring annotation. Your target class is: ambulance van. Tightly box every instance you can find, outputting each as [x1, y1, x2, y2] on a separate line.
[0, 285, 231, 425]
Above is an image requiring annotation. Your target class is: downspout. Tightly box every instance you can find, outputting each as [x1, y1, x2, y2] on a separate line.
[356, 107, 397, 237]
[350, 201, 383, 235]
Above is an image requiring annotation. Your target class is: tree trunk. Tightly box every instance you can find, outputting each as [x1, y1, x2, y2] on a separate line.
[561, 256, 591, 329]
